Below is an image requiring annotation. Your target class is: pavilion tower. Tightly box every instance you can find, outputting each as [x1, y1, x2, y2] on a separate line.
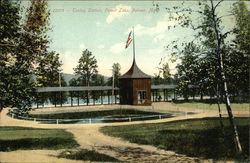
[119, 59, 152, 105]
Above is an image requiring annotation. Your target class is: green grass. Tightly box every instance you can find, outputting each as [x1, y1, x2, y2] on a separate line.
[0, 127, 79, 151]
[58, 149, 120, 162]
[172, 101, 248, 110]
[29, 109, 163, 119]
[100, 117, 249, 161]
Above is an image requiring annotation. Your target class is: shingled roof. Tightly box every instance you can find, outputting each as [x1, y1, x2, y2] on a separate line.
[119, 59, 151, 79]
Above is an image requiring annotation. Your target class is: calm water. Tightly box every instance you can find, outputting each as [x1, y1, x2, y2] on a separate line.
[11, 108, 194, 124]
[36, 114, 174, 124]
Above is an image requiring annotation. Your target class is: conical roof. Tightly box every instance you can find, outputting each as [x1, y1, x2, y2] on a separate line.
[119, 59, 151, 79]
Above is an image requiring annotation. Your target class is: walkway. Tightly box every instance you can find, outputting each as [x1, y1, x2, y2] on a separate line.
[0, 103, 247, 163]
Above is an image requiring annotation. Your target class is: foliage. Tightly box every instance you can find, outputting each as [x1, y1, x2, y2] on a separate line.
[22, 0, 50, 66]
[153, 58, 175, 85]
[68, 78, 80, 97]
[166, 0, 246, 151]
[101, 118, 249, 161]
[0, 127, 79, 151]
[73, 49, 98, 103]
[0, 0, 35, 112]
[107, 63, 121, 87]
[36, 52, 62, 87]
[227, 1, 250, 101]
[156, 59, 171, 80]
[74, 49, 98, 87]
[23, 0, 69, 106]
[91, 74, 105, 100]
[166, 1, 249, 102]
[36, 51, 67, 105]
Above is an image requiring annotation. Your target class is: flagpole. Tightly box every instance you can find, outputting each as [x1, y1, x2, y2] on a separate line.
[132, 26, 135, 62]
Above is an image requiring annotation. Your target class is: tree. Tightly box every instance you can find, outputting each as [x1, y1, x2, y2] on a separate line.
[74, 49, 98, 103]
[166, 0, 243, 152]
[159, 60, 171, 80]
[0, 0, 35, 113]
[153, 58, 174, 85]
[229, 1, 250, 101]
[91, 74, 105, 86]
[107, 63, 121, 87]
[36, 52, 63, 87]
[69, 78, 80, 98]
[176, 43, 200, 100]
[22, 0, 50, 67]
[21, 0, 52, 89]
[74, 49, 98, 87]
[91, 74, 105, 101]
[36, 51, 67, 105]
[208, 0, 242, 152]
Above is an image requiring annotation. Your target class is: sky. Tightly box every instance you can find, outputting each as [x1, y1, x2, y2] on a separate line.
[21, 1, 245, 77]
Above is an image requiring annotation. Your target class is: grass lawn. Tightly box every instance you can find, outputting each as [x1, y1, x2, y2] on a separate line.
[172, 101, 248, 110]
[0, 127, 79, 151]
[58, 149, 120, 162]
[100, 117, 249, 161]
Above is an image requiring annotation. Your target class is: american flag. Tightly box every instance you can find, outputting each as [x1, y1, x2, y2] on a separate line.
[125, 31, 132, 48]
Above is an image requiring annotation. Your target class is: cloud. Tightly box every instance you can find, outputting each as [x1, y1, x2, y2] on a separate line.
[125, 14, 178, 43]
[61, 51, 77, 74]
[106, 4, 131, 24]
[147, 47, 165, 56]
[98, 44, 105, 49]
[109, 42, 125, 54]
[96, 21, 101, 26]
[79, 43, 86, 51]
[131, 20, 176, 37]
[153, 33, 167, 43]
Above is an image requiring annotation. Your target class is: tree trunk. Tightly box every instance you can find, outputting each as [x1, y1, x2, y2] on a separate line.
[200, 90, 203, 101]
[214, 84, 224, 130]
[210, 0, 242, 153]
[87, 80, 89, 105]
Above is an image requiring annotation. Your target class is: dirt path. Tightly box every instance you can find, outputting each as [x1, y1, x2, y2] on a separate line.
[0, 104, 247, 163]
[67, 126, 201, 163]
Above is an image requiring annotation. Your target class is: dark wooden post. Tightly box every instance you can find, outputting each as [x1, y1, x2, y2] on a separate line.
[70, 92, 73, 107]
[152, 90, 154, 102]
[54, 92, 57, 107]
[154, 90, 156, 102]
[115, 90, 117, 104]
[87, 91, 89, 106]
[174, 89, 176, 100]
[156, 89, 158, 102]
[200, 89, 203, 100]
[60, 91, 62, 107]
[108, 91, 110, 104]
[42, 92, 45, 107]
[36, 92, 39, 109]
[77, 92, 79, 106]
[193, 88, 195, 100]
[163, 89, 166, 101]
[93, 91, 95, 105]
[151, 90, 153, 102]
[101, 91, 103, 104]
[166, 89, 168, 101]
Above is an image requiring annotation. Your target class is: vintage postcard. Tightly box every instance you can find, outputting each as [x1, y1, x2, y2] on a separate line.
[0, 0, 249, 162]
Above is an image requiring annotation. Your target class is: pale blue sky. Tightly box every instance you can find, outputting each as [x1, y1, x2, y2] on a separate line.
[22, 1, 245, 77]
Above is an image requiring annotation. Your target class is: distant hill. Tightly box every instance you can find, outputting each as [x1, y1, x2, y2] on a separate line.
[61, 73, 79, 84]
[61, 73, 109, 85]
